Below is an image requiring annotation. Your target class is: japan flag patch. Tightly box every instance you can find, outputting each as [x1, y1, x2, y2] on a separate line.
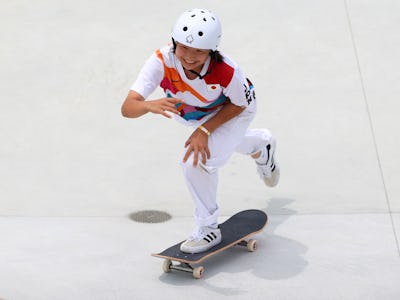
[206, 84, 221, 92]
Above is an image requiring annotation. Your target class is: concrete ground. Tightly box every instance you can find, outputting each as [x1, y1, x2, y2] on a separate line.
[1, 0, 399, 299]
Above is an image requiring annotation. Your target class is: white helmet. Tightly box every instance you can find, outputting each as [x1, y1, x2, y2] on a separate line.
[171, 8, 222, 51]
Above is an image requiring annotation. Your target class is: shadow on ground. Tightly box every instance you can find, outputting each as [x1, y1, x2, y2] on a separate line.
[158, 198, 308, 295]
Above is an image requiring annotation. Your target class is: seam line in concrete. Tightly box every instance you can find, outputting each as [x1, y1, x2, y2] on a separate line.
[344, 0, 400, 257]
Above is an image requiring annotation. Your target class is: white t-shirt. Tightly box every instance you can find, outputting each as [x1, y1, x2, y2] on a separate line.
[131, 45, 256, 125]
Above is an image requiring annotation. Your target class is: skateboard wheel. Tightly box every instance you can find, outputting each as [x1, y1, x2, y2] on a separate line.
[162, 259, 172, 273]
[193, 266, 204, 279]
[247, 239, 257, 252]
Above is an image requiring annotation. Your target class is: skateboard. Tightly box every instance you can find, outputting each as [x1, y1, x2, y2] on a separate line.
[152, 209, 268, 279]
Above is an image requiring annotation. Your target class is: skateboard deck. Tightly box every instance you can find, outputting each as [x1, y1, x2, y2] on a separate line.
[152, 209, 268, 278]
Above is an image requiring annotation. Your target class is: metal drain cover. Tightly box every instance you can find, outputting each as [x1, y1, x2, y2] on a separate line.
[129, 210, 172, 223]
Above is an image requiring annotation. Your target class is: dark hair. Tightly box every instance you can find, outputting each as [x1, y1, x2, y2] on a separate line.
[171, 38, 224, 63]
[210, 50, 223, 63]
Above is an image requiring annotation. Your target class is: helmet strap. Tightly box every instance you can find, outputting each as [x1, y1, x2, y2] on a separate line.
[186, 69, 210, 80]
[184, 57, 218, 79]
[171, 38, 177, 52]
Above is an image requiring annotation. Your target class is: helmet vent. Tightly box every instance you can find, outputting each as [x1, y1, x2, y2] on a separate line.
[203, 18, 207, 22]
[198, 31, 203, 36]
[183, 26, 188, 31]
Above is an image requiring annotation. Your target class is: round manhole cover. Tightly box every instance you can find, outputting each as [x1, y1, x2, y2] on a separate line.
[129, 210, 172, 223]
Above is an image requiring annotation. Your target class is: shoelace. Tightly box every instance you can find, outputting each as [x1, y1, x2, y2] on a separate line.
[189, 227, 215, 242]
[257, 161, 273, 176]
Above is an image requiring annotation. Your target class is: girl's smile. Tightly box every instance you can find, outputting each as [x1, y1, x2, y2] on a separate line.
[175, 43, 210, 74]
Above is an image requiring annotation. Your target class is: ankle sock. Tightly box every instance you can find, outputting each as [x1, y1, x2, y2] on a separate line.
[255, 145, 268, 164]
[208, 223, 218, 229]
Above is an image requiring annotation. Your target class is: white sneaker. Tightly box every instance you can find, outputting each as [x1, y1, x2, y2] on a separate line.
[256, 138, 280, 187]
[180, 226, 222, 254]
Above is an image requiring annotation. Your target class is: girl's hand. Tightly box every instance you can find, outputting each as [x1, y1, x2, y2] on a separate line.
[183, 128, 211, 167]
[122, 91, 184, 119]
[145, 97, 184, 118]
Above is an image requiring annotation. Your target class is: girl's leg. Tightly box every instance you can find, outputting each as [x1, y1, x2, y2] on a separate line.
[235, 128, 280, 187]
[234, 128, 273, 156]
[181, 112, 254, 228]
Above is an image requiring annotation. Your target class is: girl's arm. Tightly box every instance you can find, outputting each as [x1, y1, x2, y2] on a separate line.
[183, 100, 246, 166]
[121, 90, 184, 119]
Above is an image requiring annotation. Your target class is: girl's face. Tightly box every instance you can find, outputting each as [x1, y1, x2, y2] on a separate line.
[175, 43, 210, 73]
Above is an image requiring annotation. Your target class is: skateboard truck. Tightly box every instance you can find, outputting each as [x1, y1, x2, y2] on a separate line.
[238, 239, 258, 251]
[161, 238, 257, 279]
[163, 260, 205, 279]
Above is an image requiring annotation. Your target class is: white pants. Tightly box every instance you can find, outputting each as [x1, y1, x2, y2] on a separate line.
[180, 108, 274, 227]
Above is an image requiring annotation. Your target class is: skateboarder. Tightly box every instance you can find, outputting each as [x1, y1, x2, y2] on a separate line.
[121, 8, 280, 254]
